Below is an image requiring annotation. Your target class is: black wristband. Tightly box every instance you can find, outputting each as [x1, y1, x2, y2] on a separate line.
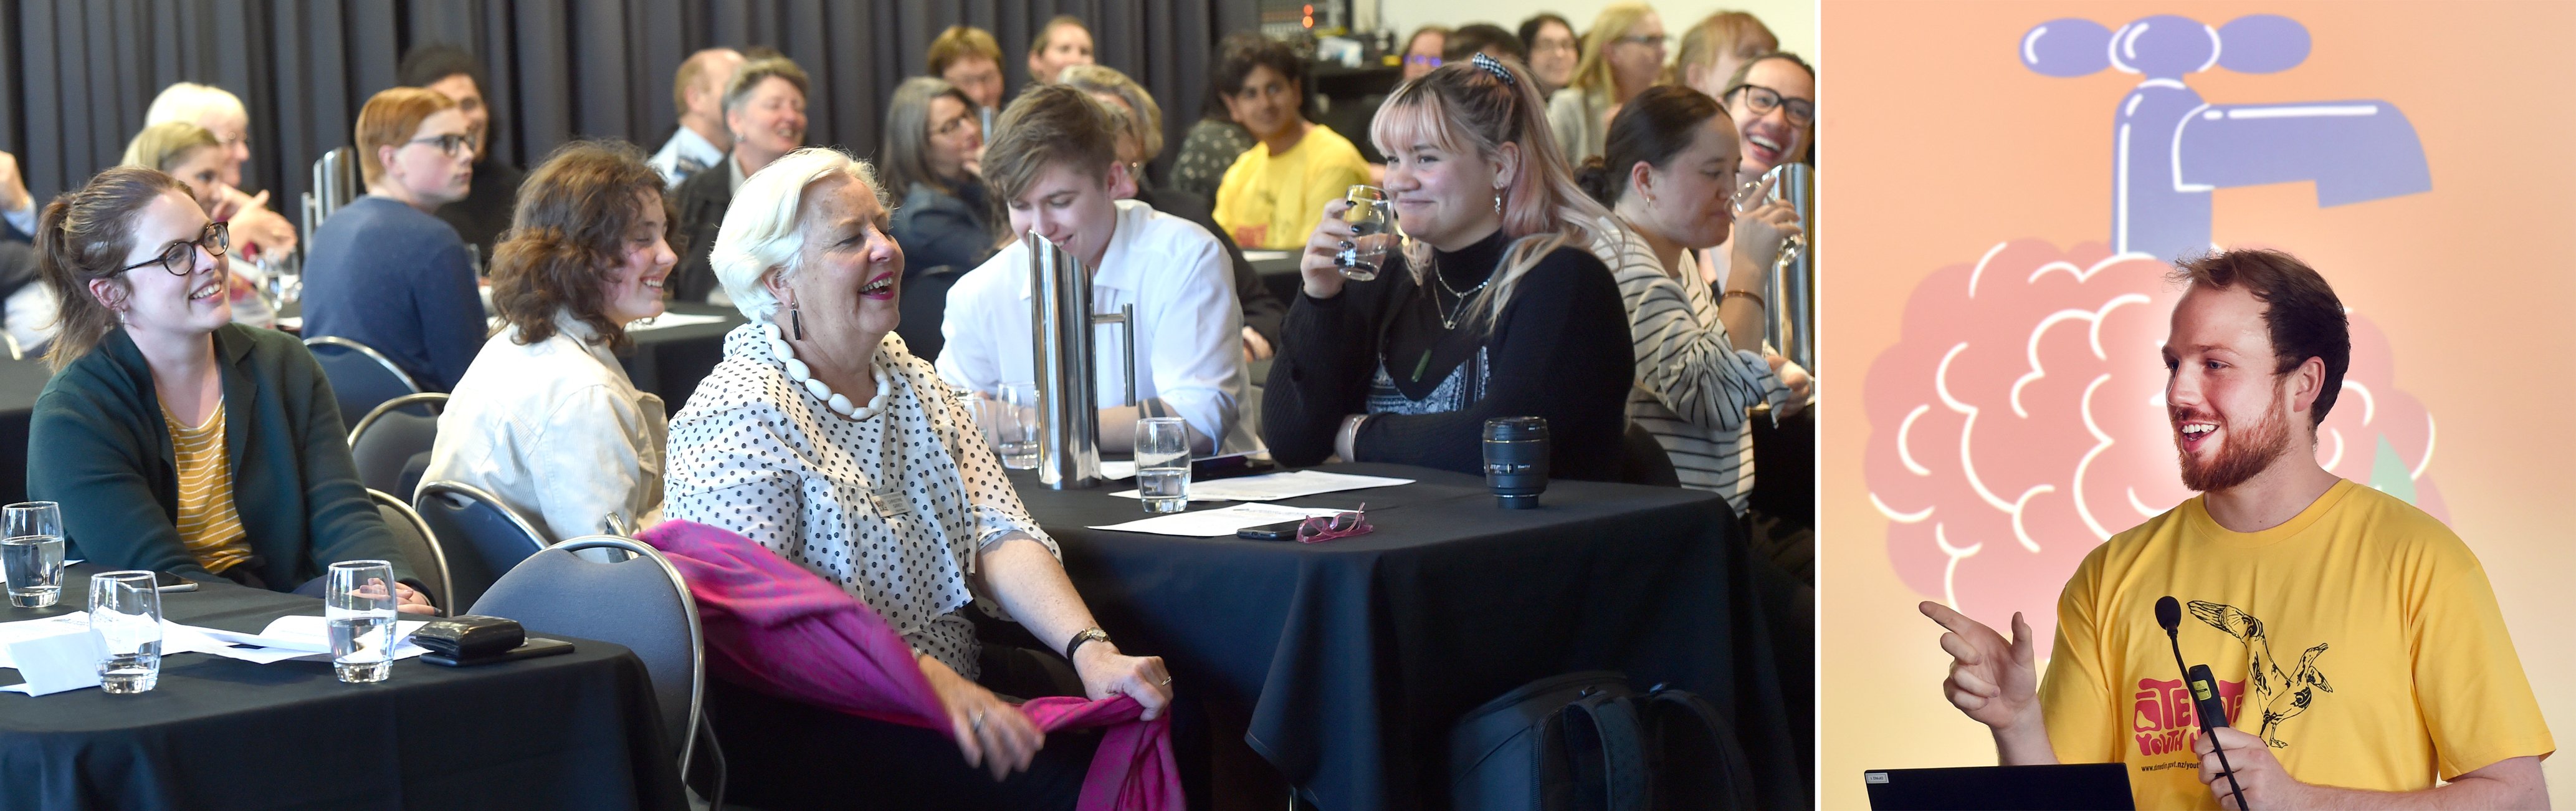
[1063, 627, 1109, 662]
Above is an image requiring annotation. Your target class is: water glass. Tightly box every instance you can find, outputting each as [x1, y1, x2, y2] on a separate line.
[1135, 417, 1191, 514]
[993, 382, 1043, 470]
[327, 560, 400, 684]
[1337, 185, 1397, 281]
[88, 571, 162, 694]
[3, 501, 65, 608]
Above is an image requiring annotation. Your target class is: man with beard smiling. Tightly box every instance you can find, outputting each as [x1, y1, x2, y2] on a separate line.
[1920, 250, 2552, 809]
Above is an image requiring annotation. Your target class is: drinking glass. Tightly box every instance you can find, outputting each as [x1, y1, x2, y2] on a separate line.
[2, 501, 65, 608]
[1134, 417, 1191, 514]
[88, 571, 162, 694]
[1336, 185, 1398, 281]
[994, 382, 1043, 470]
[327, 560, 399, 684]
[1732, 171, 1805, 271]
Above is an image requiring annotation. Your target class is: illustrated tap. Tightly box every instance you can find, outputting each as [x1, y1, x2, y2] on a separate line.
[2022, 15, 2431, 262]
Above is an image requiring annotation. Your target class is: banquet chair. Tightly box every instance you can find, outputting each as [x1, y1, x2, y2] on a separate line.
[350, 393, 446, 496]
[472, 535, 713, 803]
[366, 487, 455, 614]
[1620, 422, 1682, 488]
[892, 264, 965, 363]
[414, 481, 547, 611]
[304, 336, 421, 431]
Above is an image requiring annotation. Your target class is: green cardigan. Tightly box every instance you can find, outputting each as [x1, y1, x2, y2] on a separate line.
[27, 324, 417, 589]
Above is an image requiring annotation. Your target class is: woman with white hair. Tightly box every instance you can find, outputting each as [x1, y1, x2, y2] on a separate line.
[662, 146, 1171, 807]
[142, 82, 299, 256]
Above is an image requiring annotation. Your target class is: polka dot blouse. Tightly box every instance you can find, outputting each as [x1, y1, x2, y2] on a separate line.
[664, 324, 1058, 679]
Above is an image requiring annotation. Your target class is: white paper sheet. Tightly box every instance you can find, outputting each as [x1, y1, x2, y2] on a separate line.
[1108, 470, 1413, 502]
[626, 312, 733, 332]
[0, 612, 247, 671]
[1099, 460, 1137, 480]
[1242, 249, 1294, 262]
[1087, 503, 1346, 537]
[190, 615, 431, 663]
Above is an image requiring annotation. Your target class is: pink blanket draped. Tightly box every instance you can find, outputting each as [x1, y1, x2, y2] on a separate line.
[638, 520, 1180, 811]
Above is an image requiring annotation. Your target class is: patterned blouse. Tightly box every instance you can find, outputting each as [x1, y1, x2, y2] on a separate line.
[664, 324, 1057, 679]
[1169, 119, 1257, 203]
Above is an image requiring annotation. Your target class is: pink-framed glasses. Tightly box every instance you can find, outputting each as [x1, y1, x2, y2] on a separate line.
[1296, 504, 1374, 543]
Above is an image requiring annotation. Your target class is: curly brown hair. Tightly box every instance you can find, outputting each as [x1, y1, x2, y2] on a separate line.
[488, 140, 673, 353]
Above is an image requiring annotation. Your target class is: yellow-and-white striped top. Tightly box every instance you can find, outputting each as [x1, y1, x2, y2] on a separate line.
[162, 398, 251, 573]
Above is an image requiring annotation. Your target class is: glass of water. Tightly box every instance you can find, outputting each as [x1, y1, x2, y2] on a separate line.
[88, 570, 162, 694]
[994, 382, 1043, 470]
[1134, 417, 1191, 514]
[1336, 185, 1398, 281]
[3, 501, 65, 608]
[327, 560, 399, 684]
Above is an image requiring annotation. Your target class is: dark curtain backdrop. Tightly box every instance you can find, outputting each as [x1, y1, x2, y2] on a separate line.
[0, 0, 1264, 232]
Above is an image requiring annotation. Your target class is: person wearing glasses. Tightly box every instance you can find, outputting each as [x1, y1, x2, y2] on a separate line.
[25, 166, 434, 612]
[882, 77, 996, 277]
[1703, 51, 1815, 290]
[119, 122, 277, 330]
[1518, 14, 1581, 98]
[300, 87, 485, 393]
[1548, 4, 1669, 165]
[403, 45, 528, 266]
[1400, 25, 1450, 82]
[1211, 37, 1373, 251]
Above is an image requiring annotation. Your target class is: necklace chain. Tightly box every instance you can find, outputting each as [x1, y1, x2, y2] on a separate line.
[1428, 253, 1493, 331]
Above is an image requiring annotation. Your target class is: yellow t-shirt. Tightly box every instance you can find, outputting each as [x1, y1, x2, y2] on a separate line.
[2039, 479, 2552, 809]
[163, 399, 252, 573]
[1211, 123, 1372, 250]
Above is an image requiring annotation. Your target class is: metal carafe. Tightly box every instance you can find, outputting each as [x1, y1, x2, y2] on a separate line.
[1756, 163, 1815, 374]
[1026, 232, 1138, 489]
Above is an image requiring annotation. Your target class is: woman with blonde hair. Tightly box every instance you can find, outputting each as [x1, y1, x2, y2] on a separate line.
[1546, 3, 1668, 165]
[1669, 11, 1779, 98]
[1264, 55, 1635, 481]
[122, 122, 277, 329]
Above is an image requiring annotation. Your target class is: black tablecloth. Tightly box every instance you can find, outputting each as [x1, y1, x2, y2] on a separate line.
[0, 566, 687, 811]
[0, 354, 45, 506]
[621, 302, 745, 415]
[1014, 463, 1814, 810]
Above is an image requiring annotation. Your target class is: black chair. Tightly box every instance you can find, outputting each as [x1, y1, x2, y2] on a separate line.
[413, 481, 547, 611]
[894, 264, 967, 363]
[366, 487, 454, 614]
[1620, 422, 1682, 487]
[349, 393, 446, 496]
[303, 336, 419, 430]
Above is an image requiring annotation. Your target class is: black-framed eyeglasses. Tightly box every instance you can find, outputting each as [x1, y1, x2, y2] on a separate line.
[407, 133, 475, 157]
[118, 221, 227, 277]
[1724, 84, 1813, 127]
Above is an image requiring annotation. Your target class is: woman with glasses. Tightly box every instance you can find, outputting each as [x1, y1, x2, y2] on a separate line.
[1517, 13, 1581, 97]
[1211, 37, 1373, 251]
[300, 87, 485, 392]
[121, 122, 277, 330]
[882, 77, 995, 277]
[24, 166, 434, 612]
[1547, 3, 1669, 165]
[1400, 25, 1450, 82]
[1704, 52, 1815, 290]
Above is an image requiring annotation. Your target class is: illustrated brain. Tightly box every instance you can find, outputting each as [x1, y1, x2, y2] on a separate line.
[1864, 240, 2443, 641]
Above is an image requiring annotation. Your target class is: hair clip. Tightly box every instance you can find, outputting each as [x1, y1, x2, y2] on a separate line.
[1471, 53, 1517, 87]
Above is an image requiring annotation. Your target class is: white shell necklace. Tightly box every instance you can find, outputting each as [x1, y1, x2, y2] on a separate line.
[760, 322, 892, 420]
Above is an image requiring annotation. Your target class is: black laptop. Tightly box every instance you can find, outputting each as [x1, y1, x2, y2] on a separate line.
[1863, 763, 2134, 810]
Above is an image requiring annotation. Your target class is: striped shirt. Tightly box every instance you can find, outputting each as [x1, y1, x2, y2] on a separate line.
[1588, 219, 1795, 512]
[162, 398, 252, 573]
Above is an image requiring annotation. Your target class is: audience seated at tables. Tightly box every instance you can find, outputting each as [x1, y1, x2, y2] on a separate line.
[670, 55, 811, 302]
[1264, 55, 1633, 481]
[1702, 51, 1814, 288]
[882, 77, 995, 277]
[300, 87, 485, 393]
[1211, 37, 1373, 251]
[1518, 13, 1581, 98]
[1026, 15, 1095, 84]
[663, 146, 1171, 805]
[401, 44, 526, 268]
[649, 47, 746, 189]
[1167, 34, 1266, 204]
[1060, 64, 1287, 363]
[1548, 4, 1668, 165]
[1400, 25, 1450, 82]
[1575, 84, 1808, 512]
[1671, 11, 1778, 99]
[929, 26, 1008, 136]
[24, 166, 434, 613]
[422, 140, 673, 544]
[140, 82, 299, 258]
[119, 122, 275, 329]
[939, 84, 1256, 456]
[1443, 22, 1527, 65]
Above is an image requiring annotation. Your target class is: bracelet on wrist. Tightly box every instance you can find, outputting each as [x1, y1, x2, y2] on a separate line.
[1720, 289, 1767, 309]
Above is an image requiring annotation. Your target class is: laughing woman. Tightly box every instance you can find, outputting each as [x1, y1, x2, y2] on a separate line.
[421, 140, 675, 542]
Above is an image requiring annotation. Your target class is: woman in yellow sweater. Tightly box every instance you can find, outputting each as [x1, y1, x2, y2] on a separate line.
[1211, 37, 1371, 251]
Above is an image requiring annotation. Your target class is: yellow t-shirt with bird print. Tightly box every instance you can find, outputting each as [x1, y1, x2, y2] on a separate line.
[2037, 479, 2552, 810]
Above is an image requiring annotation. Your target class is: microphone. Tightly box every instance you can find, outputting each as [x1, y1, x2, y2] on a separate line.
[2158, 597, 2249, 810]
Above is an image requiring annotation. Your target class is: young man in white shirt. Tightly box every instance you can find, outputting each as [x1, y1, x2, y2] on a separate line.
[937, 83, 1256, 455]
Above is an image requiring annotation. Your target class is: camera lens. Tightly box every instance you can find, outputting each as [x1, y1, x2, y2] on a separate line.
[1482, 416, 1550, 509]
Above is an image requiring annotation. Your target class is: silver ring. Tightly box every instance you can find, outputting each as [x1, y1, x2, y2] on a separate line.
[1158, 676, 1172, 686]
[971, 709, 986, 734]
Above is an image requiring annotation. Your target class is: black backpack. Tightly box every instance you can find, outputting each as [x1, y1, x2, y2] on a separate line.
[1449, 671, 1758, 811]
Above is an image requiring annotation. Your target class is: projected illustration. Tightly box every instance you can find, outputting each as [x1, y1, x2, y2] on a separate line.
[1863, 15, 2443, 640]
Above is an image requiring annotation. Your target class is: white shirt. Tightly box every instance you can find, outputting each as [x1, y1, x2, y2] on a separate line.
[664, 326, 1054, 679]
[937, 199, 1258, 454]
[649, 125, 725, 190]
[421, 312, 667, 542]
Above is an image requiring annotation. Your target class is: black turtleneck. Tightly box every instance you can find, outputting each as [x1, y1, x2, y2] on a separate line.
[1261, 226, 1634, 481]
